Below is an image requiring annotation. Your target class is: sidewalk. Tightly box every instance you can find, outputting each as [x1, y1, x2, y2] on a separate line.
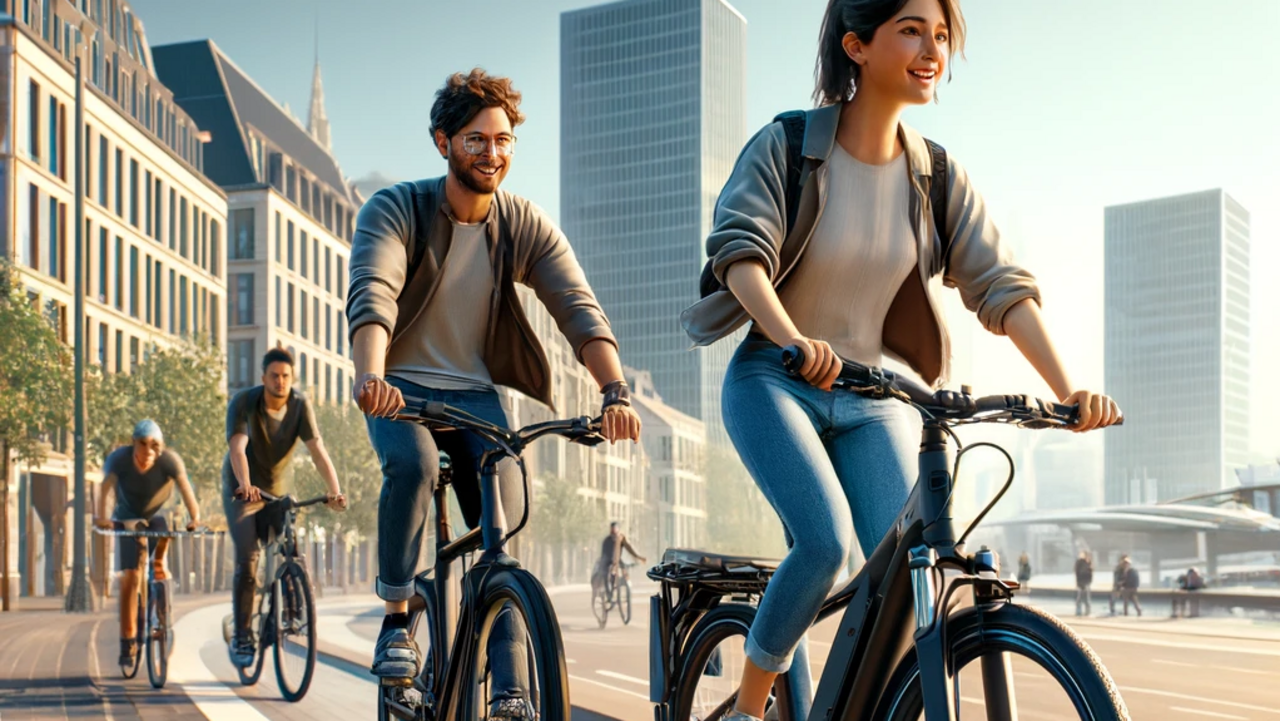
[1023, 595, 1280, 642]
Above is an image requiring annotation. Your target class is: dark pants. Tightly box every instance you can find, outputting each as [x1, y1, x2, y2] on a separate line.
[222, 491, 286, 637]
[365, 378, 528, 701]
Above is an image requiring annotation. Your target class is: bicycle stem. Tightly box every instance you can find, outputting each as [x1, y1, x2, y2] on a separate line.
[918, 421, 959, 553]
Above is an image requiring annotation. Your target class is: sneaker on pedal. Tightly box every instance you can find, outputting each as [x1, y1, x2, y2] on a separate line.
[371, 625, 420, 679]
[487, 695, 536, 720]
[118, 638, 137, 667]
[229, 632, 256, 667]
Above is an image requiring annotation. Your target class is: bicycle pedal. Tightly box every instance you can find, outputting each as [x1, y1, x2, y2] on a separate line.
[380, 676, 414, 687]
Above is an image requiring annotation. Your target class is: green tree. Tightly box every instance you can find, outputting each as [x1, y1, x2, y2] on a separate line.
[85, 336, 227, 521]
[704, 444, 787, 558]
[292, 402, 381, 538]
[0, 259, 74, 610]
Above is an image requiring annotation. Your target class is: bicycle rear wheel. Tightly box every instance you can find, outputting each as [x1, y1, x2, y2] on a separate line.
[873, 602, 1129, 720]
[146, 582, 169, 688]
[671, 603, 790, 721]
[273, 563, 317, 702]
[452, 566, 570, 721]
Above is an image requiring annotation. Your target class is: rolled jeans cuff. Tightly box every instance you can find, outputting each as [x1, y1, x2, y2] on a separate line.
[745, 632, 793, 674]
[376, 576, 415, 602]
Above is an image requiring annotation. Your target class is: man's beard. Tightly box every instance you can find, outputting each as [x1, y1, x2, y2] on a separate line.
[265, 385, 288, 400]
[448, 151, 499, 195]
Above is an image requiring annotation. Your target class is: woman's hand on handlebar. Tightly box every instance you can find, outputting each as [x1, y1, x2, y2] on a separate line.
[354, 373, 405, 418]
[326, 492, 348, 512]
[785, 336, 841, 391]
[1061, 390, 1123, 433]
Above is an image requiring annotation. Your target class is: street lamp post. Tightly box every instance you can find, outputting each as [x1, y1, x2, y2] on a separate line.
[64, 19, 95, 614]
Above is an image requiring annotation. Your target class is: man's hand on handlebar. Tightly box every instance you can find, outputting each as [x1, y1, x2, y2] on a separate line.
[1061, 390, 1123, 433]
[355, 373, 405, 418]
[234, 484, 262, 503]
[185, 518, 202, 532]
[93, 516, 113, 530]
[326, 492, 348, 512]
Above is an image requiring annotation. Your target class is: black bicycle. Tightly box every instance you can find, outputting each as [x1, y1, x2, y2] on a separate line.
[376, 400, 606, 721]
[222, 491, 329, 702]
[96, 521, 222, 689]
[648, 347, 1129, 721]
[593, 560, 636, 629]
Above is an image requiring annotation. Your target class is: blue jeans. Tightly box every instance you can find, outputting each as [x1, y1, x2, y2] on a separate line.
[365, 377, 528, 699]
[723, 336, 919, 697]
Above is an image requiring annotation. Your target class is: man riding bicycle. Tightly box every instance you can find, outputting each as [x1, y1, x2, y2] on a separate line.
[347, 68, 640, 719]
[223, 348, 346, 667]
[593, 521, 646, 594]
[93, 420, 201, 668]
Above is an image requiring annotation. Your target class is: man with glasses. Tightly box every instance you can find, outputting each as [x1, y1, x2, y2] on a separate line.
[93, 420, 202, 668]
[348, 68, 641, 718]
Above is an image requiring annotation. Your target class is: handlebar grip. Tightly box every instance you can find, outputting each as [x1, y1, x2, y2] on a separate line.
[781, 345, 805, 376]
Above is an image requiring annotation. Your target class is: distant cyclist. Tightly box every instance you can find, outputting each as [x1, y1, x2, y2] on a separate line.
[223, 348, 346, 667]
[93, 420, 201, 667]
[592, 522, 646, 595]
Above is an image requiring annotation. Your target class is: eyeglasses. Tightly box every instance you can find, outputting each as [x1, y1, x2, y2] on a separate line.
[457, 133, 517, 157]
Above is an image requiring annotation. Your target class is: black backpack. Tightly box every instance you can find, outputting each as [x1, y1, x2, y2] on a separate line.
[698, 110, 952, 298]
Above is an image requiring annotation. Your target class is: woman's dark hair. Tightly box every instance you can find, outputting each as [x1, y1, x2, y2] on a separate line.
[428, 68, 526, 138]
[262, 347, 295, 372]
[814, 0, 966, 106]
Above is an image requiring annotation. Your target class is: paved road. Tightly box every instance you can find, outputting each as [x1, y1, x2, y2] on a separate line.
[3, 585, 1278, 720]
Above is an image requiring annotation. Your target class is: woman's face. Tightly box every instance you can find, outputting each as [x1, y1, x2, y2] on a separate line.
[847, 0, 951, 106]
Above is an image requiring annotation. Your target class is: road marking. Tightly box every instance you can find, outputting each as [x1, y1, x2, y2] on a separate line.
[566, 658, 577, 664]
[1154, 658, 1273, 676]
[1119, 686, 1280, 715]
[170, 602, 273, 721]
[568, 674, 650, 700]
[1078, 632, 1280, 658]
[597, 670, 648, 687]
[1170, 707, 1248, 720]
[87, 619, 116, 721]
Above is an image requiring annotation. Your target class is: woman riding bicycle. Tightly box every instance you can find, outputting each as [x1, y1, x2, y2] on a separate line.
[92, 420, 202, 668]
[680, 1, 1122, 718]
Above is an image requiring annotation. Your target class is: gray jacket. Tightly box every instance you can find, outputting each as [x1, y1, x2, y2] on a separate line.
[346, 178, 617, 409]
[680, 104, 1040, 387]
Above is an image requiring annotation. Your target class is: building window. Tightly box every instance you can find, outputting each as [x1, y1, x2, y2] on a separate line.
[338, 368, 345, 402]
[338, 314, 346, 356]
[325, 304, 332, 352]
[145, 255, 153, 324]
[153, 178, 163, 242]
[312, 238, 319, 285]
[233, 273, 254, 326]
[231, 208, 254, 259]
[287, 282, 295, 333]
[124, 160, 138, 228]
[168, 269, 175, 334]
[115, 329, 123, 373]
[168, 188, 176, 250]
[300, 290, 309, 339]
[274, 212, 282, 263]
[144, 170, 152, 236]
[179, 275, 189, 335]
[300, 230, 309, 279]
[275, 276, 282, 328]
[313, 297, 319, 344]
[230, 339, 255, 388]
[114, 148, 123, 216]
[85, 124, 93, 198]
[211, 220, 222, 277]
[324, 247, 332, 295]
[114, 236, 124, 310]
[98, 228, 108, 302]
[48, 96, 59, 177]
[99, 135, 109, 205]
[153, 259, 162, 328]
[337, 256, 346, 301]
[98, 322, 107, 367]
[179, 196, 188, 258]
[28, 81, 40, 163]
[130, 336, 139, 372]
[287, 221, 295, 270]
[129, 245, 139, 318]
[325, 364, 332, 404]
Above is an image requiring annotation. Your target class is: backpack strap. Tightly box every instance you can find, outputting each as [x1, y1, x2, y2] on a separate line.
[924, 138, 952, 274]
[403, 180, 429, 297]
[772, 110, 807, 238]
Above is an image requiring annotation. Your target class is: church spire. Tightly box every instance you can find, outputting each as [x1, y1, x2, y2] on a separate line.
[307, 18, 331, 151]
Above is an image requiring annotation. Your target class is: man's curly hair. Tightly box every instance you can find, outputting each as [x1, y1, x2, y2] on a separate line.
[429, 68, 526, 139]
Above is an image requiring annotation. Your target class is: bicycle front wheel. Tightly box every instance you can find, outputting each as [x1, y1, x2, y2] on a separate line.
[146, 583, 169, 688]
[874, 602, 1129, 720]
[618, 579, 632, 625]
[273, 563, 317, 702]
[453, 566, 570, 721]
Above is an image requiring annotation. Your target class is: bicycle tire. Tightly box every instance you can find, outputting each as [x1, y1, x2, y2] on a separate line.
[146, 582, 168, 688]
[671, 603, 791, 721]
[452, 566, 570, 721]
[122, 586, 145, 679]
[873, 602, 1129, 721]
[619, 578, 632, 626]
[274, 564, 317, 702]
[592, 585, 609, 629]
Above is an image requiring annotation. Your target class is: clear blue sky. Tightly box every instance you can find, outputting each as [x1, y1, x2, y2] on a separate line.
[131, 0, 1280, 459]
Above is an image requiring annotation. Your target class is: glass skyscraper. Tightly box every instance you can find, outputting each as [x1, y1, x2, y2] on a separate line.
[1104, 189, 1251, 504]
[560, 0, 746, 445]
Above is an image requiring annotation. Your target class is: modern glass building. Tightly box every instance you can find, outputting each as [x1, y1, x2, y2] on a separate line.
[560, 0, 745, 445]
[1104, 189, 1251, 504]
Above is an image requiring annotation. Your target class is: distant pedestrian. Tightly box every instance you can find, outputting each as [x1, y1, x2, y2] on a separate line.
[1173, 567, 1205, 618]
[1074, 551, 1094, 616]
[1109, 554, 1129, 616]
[1122, 561, 1142, 616]
[1017, 552, 1032, 593]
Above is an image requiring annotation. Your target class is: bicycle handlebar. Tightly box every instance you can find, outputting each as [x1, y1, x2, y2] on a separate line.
[95, 520, 224, 539]
[391, 399, 606, 453]
[255, 490, 332, 510]
[780, 345, 1121, 429]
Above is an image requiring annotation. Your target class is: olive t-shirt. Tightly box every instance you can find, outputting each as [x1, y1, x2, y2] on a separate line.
[221, 386, 319, 496]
